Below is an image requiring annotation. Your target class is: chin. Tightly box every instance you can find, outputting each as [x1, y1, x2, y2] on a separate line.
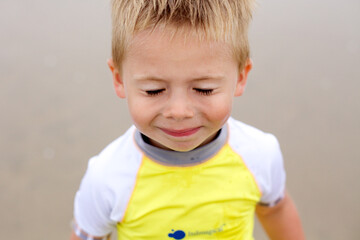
[150, 135, 205, 152]
[171, 147, 197, 152]
[166, 142, 202, 152]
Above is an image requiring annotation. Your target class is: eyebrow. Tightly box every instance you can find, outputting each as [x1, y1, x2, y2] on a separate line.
[134, 76, 166, 82]
[133, 75, 225, 82]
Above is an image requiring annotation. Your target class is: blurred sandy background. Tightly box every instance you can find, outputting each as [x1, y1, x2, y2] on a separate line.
[1, 0, 359, 239]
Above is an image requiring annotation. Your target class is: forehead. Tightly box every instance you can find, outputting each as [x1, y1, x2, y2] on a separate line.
[126, 26, 234, 61]
[120, 26, 239, 83]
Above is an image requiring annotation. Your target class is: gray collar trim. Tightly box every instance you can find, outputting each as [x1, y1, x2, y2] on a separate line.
[134, 125, 228, 166]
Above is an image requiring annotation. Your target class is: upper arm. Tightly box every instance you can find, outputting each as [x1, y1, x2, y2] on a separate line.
[255, 192, 305, 240]
[70, 230, 82, 240]
[70, 221, 112, 240]
[258, 134, 286, 206]
[69, 230, 111, 240]
[73, 157, 116, 237]
[256, 191, 289, 217]
[227, 119, 286, 206]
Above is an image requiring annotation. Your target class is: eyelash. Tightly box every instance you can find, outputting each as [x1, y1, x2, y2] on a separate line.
[145, 89, 165, 96]
[194, 88, 214, 96]
[145, 88, 214, 96]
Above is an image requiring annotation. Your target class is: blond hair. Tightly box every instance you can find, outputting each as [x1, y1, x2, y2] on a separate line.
[111, 0, 255, 70]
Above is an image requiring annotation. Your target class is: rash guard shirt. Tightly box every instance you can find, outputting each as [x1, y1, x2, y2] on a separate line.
[73, 117, 286, 240]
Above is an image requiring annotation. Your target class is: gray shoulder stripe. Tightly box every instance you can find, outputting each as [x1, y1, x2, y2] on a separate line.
[72, 220, 111, 240]
[258, 196, 283, 207]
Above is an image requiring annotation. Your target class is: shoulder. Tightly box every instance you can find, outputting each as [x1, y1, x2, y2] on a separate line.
[74, 126, 144, 235]
[227, 117, 280, 154]
[227, 117, 286, 205]
[89, 125, 143, 179]
[83, 125, 144, 202]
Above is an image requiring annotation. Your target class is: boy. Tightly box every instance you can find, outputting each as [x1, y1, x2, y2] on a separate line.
[71, 0, 304, 239]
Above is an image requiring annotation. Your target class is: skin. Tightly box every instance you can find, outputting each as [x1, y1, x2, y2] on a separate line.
[108, 28, 252, 152]
[69, 232, 110, 240]
[69, 232, 79, 240]
[256, 192, 305, 240]
[70, 27, 304, 239]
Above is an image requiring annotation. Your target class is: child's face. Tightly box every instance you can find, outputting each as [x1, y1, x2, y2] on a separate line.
[109, 28, 252, 152]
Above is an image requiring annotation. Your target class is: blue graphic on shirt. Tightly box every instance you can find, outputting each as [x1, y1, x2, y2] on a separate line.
[168, 229, 186, 239]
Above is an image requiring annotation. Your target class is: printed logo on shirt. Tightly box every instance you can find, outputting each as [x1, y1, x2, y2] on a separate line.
[188, 224, 225, 237]
[168, 224, 225, 239]
[168, 229, 186, 239]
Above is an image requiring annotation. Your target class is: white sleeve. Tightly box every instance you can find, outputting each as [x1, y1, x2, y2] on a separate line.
[74, 157, 116, 237]
[227, 118, 286, 207]
[258, 135, 286, 206]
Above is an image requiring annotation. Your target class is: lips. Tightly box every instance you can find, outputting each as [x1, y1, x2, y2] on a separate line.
[160, 127, 201, 137]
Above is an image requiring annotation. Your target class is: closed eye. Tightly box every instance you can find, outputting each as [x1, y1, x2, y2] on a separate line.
[194, 88, 214, 96]
[145, 89, 165, 96]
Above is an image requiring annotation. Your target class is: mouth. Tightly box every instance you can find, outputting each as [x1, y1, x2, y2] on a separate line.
[160, 127, 201, 137]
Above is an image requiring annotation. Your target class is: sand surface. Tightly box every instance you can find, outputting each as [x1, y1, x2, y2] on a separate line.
[1, 0, 359, 239]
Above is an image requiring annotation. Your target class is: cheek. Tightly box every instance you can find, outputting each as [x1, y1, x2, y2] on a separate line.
[128, 101, 147, 128]
[204, 96, 233, 123]
[127, 97, 159, 130]
[129, 107, 146, 129]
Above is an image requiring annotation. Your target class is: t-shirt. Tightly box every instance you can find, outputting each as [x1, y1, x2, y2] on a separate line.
[73, 117, 286, 240]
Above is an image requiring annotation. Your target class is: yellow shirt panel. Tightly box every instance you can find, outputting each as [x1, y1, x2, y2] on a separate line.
[117, 144, 261, 240]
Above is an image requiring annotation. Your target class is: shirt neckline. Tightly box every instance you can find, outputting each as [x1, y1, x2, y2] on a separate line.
[134, 125, 228, 166]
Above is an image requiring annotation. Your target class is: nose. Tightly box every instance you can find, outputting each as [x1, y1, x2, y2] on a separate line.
[163, 93, 194, 120]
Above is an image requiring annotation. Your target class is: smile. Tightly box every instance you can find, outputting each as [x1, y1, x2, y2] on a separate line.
[160, 127, 201, 137]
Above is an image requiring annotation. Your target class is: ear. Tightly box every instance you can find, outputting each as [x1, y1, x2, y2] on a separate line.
[234, 58, 253, 97]
[107, 58, 126, 98]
